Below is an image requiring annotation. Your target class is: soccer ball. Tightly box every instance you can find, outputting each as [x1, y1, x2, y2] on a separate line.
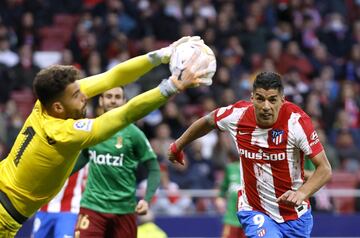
[169, 41, 216, 86]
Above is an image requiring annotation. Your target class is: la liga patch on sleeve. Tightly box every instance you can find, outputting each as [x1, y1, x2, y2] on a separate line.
[73, 119, 93, 132]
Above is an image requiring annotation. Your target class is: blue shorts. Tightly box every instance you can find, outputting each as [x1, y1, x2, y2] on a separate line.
[237, 209, 313, 238]
[33, 211, 78, 238]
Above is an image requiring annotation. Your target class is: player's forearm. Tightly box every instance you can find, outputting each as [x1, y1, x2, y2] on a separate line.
[176, 116, 215, 150]
[144, 159, 161, 202]
[90, 88, 167, 145]
[79, 55, 155, 98]
[298, 160, 332, 199]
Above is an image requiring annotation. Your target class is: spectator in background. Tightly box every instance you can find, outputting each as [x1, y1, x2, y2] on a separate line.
[278, 41, 313, 82]
[0, 24, 19, 67]
[319, 12, 351, 60]
[240, 14, 269, 62]
[345, 43, 360, 83]
[265, 39, 283, 72]
[334, 81, 360, 128]
[84, 50, 104, 76]
[151, 123, 175, 161]
[0, 62, 12, 104]
[0, 139, 7, 161]
[9, 44, 40, 90]
[308, 43, 339, 77]
[187, 141, 214, 190]
[162, 101, 186, 139]
[335, 129, 360, 173]
[15, 11, 39, 48]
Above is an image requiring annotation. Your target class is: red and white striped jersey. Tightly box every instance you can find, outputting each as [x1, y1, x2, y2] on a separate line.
[40, 167, 87, 213]
[214, 100, 323, 223]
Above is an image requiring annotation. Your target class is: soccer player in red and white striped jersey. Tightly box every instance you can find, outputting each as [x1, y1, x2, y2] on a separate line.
[32, 168, 87, 238]
[169, 72, 332, 238]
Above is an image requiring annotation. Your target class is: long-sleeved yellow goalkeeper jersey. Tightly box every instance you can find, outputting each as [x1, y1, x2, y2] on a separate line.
[0, 55, 168, 217]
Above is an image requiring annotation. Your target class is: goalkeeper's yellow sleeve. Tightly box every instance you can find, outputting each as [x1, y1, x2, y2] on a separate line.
[48, 87, 168, 149]
[78, 55, 154, 98]
[89, 87, 168, 145]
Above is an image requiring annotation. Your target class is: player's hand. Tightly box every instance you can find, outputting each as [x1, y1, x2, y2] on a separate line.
[147, 36, 203, 65]
[276, 190, 307, 207]
[168, 142, 185, 165]
[135, 199, 149, 215]
[158, 46, 211, 97]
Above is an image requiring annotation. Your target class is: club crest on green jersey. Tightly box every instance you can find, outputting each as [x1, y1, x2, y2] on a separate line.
[115, 136, 123, 149]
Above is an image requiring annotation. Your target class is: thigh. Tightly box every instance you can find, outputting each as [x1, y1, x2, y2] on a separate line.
[54, 212, 78, 238]
[0, 203, 22, 238]
[281, 210, 313, 238]
[75, 207, 107, 238]
[110, 213, 137, 238]
[32, 212, 55, 238]
[222, 224, 246, 238]
[237, 210, 282, 238]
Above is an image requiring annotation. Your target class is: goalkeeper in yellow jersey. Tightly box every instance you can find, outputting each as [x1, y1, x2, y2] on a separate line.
[0, 36, 211, 237]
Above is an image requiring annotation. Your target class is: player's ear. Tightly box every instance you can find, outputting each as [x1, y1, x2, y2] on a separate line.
[280, 91, 285, 103]
[52, 101, 65, 114]
[99, 95, 104, 108]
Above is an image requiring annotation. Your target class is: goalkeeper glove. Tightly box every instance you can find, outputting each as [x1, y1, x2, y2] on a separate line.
[147, 36, 203, 66]
[168, 142, 185, 165]
[158, 47, 211, 97]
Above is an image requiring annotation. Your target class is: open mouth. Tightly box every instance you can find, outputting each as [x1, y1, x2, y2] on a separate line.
[261, 113, 272, 119]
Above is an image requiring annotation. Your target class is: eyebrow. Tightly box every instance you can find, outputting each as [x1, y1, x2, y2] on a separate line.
[255, 93, 278, 98]
[72, 89, 80, 97]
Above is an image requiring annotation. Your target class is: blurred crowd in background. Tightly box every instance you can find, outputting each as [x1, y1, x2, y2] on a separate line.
[0, 0, 360, 215]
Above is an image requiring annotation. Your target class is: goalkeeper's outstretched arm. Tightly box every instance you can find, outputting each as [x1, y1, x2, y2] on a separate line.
[77, 49, 211, 149]
[78, 55, 155, 99]
[78, 36, 203, 99]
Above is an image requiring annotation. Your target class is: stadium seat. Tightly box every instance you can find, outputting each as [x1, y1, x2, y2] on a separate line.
[327, 170, 358, 214]
[38, 26, 73, 51]
[53, 14, 79, 28]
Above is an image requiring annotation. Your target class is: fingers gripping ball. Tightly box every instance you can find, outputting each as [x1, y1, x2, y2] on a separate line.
[169, 41, 216, 86]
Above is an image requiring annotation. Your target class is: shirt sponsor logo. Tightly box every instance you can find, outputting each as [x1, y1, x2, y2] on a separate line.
[271, 129, 284, 145]
[309, 131, 320, 147]
[73, 119, 93, 132]
[89, 150, 123, 166]
[239, 148, 286, 161]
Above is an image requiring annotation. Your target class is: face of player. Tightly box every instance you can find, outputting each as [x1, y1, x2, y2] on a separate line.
[251, 88, 284, 128]
[99, 87, 126, 112]
[59, 82, 88, 119]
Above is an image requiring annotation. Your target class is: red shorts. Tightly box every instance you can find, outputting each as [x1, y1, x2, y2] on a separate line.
[74, 207, 137, 238]
[222, 224, 246, 238]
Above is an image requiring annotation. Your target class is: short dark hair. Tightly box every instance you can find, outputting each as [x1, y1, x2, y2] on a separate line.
[33, 65, 80, 107]
[253, 71, 283, 93]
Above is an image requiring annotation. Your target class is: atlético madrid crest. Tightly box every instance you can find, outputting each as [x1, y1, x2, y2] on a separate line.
[271, 129, 284, 145]
[115, 136, 123, 149]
